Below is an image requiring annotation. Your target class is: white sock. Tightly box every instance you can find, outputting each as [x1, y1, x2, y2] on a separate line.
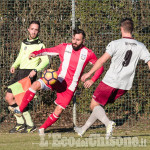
[23, 111, 34, 127]
[81, 111, 97, 132]
[81, 105, 110, 132]
[14, 114, 24, 124]
[93, 105, 110, 127]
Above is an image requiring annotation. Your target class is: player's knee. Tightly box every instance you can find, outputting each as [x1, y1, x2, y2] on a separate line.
[90, 104, 94, 111]
[90, 100, 95, 111]
[90, 98, 100, 111]
[31, 81, 41, 91]
[5, 93, 13, 104]
[5, 93, 11, 101]
[54, 106, 63, 116]
[5, 95, 9, 102]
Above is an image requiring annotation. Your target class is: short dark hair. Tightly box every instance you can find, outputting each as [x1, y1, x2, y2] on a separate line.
[29, 21, 40, 30]
[73, 28, 86, 39]
[120, 18, 134, 33]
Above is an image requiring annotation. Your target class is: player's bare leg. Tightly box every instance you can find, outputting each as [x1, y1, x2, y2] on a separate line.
[5, 92, 15, 105]
[6, 92, 18, 113]
[30, 80, 42, 91]
[90, 98, 100, 110]
[39, 105, 63, 135]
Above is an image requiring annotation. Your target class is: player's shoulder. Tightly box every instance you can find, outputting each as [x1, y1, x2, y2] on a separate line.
[57, 43, 68, 47]
[37, 39, 44, 44]
[109, 38, 134, 45]
[22, 38, 28, 44]
[106, 40, 117, 47]
[82, 46, 93, 52]
[62, 43, 68, 46]
[111, 39, 122, 44]
[123, 38, 146, 48]
[133, 39, 146, 47]
[82, 46, 96, 58]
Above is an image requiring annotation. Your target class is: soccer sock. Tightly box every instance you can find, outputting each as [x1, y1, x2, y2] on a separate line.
[23, 111, 34, 127]
[19, 88, 36, 112]
[9, 103, 24, 124]
[40, 113, 59, 129]
[93, 105, 110, 127]
[81, 111, 97, 132]
[14, 114, 24, 124]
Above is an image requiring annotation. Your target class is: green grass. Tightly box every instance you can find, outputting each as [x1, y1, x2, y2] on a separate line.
[0, 127, 150, 150]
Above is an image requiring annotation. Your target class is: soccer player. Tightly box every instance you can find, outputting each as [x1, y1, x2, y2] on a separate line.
[74, 18, 150, 139]
[11, 28, 104, 135]
[5, 21, 49, 133]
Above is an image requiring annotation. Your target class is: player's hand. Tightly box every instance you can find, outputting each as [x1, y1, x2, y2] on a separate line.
[29, 53, 36, 59]
[81, 72, 91, 82]
[83, 80, 94, 88]
[10, 67, 15, 74]
[29, 70, 37, 78]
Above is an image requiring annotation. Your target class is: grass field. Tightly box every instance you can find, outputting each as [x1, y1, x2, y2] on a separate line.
[0, 126, 150, 150]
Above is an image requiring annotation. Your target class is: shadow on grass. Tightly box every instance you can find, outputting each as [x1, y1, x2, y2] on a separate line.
[45, 127, 74, 134]
[45, 113, 131, 134]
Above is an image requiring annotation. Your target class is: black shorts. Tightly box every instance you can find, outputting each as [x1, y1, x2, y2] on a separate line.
[7, 69, 37, 93]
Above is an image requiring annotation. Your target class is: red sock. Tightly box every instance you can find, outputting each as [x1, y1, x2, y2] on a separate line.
[40, 113, 59, 129]
[19, 88, 36, 112]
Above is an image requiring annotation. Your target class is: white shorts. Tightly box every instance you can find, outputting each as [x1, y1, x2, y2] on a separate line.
[38, 79, 51, 90]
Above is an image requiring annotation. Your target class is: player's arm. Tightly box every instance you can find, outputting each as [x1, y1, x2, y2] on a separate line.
[83, 52, 104, 88]
[33, 44, 49, 72]
[29, 44, 63, 59]
[35, 56, 49, 71]
[28, 44, 61, 77]
[148, 61, 150, 70]
[83, 66, 104, 88]
[29, 56, 49, 78]
[11, 45, 23, 73]
[81, 52, 111, 82]
[139, 45, 150, 70]
[29, 44, 49, 78]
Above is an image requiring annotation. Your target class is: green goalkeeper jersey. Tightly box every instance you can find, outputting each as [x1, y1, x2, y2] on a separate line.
[12, 37, 49, 71]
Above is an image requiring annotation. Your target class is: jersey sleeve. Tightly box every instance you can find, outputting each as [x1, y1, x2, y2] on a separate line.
[11, 43, 23, 68]
[89, 51, 104, 82]
[91, 66, 104, 82]
[88, 51, 98, 64]
[140, 45, 150, 63]
[32, 44, 63, 56]
[34, 43, 49, 71]
[105, 41, 115, 56]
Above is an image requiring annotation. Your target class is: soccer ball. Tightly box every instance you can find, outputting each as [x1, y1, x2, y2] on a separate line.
[42, 69, 58, 85]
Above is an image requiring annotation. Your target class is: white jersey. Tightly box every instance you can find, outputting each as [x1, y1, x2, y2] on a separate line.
[102, 37, 150, 90]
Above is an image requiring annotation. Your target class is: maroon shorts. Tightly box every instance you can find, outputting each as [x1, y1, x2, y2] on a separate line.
[92, 81, 127, 106]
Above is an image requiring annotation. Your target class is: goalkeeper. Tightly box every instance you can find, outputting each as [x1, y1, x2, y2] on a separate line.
[5, 21, 49, 133]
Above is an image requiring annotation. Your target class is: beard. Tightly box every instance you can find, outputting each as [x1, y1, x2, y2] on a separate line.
[29, 34, 38, 40]
[72, 43, 83, 51]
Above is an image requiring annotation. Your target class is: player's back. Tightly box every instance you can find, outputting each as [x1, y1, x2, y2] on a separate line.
[103, 38, 150, 90]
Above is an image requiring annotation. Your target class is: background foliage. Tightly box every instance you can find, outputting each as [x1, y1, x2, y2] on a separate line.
[0, 0, 149, 130]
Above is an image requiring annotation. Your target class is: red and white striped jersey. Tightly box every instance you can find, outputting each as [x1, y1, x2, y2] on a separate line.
[33, 43, 104, 92]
